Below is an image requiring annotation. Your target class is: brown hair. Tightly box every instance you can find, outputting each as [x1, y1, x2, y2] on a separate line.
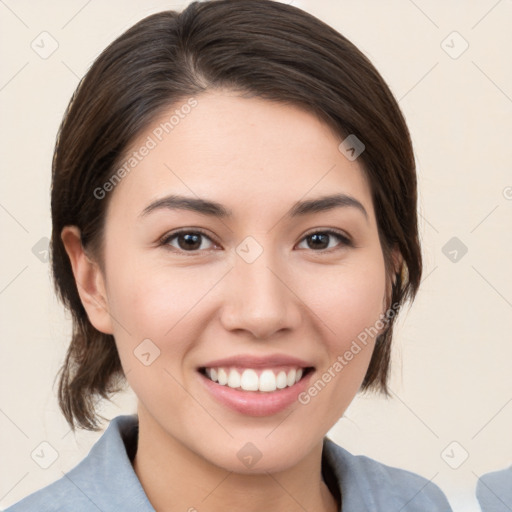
[51, 0, 422, 431]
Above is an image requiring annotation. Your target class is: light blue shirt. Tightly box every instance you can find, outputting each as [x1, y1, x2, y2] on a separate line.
[476, 466, 512, 511]
[4, 414, 452, 511]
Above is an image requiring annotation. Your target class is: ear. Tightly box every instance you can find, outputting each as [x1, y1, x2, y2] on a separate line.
[382, 245, 403, 314]
[60, 226, 114, 335]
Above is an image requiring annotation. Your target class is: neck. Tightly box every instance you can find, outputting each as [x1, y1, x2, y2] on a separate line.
[131, 411, 339, 512]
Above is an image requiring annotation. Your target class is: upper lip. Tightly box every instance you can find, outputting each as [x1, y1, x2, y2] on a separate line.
[199, 354, 315, 369]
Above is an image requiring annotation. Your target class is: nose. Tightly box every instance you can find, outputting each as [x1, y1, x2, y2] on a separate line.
[219, 246, 302, 339]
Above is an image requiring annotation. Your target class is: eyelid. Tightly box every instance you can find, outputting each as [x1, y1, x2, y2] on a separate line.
[301, 227, 352, 243]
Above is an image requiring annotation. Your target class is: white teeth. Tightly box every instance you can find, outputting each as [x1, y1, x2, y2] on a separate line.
[204, 366, 307, 392]
[217, 368, 228, 385]
[240, 369, 259, 391]
[276, 371, 288, 389]
[259, 370, 276, 392]
[286, 369, 296, 387]
[228, 368, 241, 388]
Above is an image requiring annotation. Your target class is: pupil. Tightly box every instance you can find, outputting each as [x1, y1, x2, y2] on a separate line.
[180, 233, 201, 250]
[309, 233, 328, 249]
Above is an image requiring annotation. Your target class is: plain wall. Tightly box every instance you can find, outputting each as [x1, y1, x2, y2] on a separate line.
[1, 1, 511, 511]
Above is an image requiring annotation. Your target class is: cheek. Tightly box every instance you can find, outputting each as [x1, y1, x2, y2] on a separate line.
[296, 254, 387, 348]
[106, 253, 178, 328]
[105, 259, 220, 361]
[104, 263, 205, 414]
[295, 260, 386, 418]
[330, 280, 385, 345]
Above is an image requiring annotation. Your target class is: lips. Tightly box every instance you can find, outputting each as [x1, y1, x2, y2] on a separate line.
[196, 353, 315, 415]
[197, 355, 316, 416]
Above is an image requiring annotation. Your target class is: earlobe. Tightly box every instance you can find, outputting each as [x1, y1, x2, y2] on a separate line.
[60, 226, 114, 335]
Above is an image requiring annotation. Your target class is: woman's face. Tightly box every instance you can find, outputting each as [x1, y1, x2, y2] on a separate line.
[84, 89, 393, 473]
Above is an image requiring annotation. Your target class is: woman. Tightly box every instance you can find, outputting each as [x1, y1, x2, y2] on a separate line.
[6, 0, 452, 510]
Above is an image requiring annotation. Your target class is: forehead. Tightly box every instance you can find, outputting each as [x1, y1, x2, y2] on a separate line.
[106, 90, 375, 225]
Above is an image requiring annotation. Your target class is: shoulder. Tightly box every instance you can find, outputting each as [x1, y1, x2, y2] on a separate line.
[323, 437, 453, 511]
[3, 414, 150, 512]
[2, 476, 95, 512]
[476, 465, 512, 511]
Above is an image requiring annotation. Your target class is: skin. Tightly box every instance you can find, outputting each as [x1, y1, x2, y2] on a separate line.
[62, 89, 400, 512]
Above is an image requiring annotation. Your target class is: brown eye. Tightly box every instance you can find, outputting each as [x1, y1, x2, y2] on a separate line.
[161, 230, 216, 252]
[297, 230, 352, 251]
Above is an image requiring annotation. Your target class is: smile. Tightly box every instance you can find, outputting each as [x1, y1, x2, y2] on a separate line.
[200, 366, 313, 392]
[198, 364, 315, 416]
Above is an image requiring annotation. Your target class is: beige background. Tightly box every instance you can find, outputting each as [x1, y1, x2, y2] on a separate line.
[1, 1, 511, 511]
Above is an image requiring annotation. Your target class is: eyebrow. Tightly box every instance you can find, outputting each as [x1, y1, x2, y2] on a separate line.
[139, 193, 369, 222]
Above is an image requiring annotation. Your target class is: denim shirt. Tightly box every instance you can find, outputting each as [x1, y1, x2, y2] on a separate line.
[476, 466, 512, 511]
[4, 414, 453, 511]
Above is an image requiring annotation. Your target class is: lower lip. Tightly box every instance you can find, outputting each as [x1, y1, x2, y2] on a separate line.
[198, 369, 314, 417]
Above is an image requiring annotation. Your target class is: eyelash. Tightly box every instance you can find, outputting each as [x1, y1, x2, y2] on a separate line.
[159, 228, 353, 255]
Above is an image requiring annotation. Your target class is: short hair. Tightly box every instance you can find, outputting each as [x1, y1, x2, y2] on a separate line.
[50, 0, 422, 431]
